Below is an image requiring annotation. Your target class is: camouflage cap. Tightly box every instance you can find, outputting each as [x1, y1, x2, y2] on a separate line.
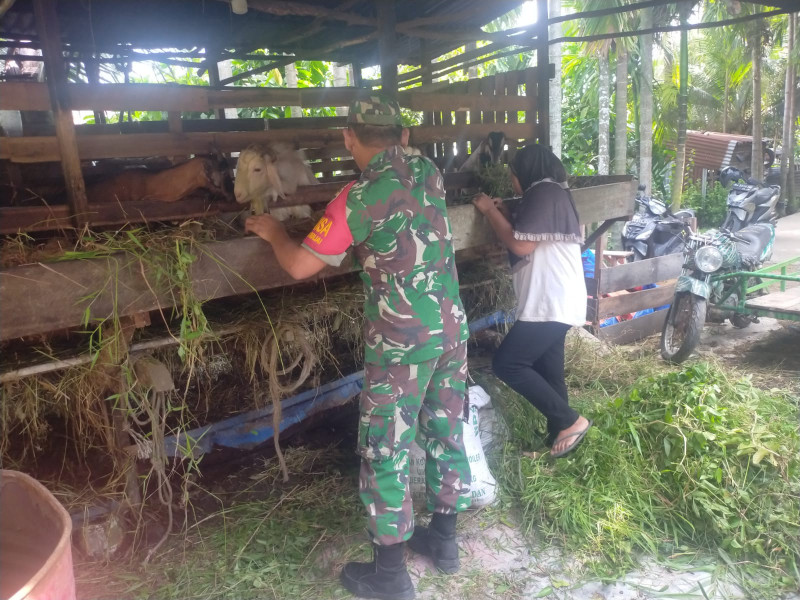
[346, 92, 403, 126]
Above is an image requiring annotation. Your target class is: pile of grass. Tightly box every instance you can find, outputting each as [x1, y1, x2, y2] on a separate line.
[476, 162, 514, 198]
[485, 357, 800, 595]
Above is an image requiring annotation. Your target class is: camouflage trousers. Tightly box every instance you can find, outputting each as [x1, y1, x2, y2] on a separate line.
[357, 342, 471, 546]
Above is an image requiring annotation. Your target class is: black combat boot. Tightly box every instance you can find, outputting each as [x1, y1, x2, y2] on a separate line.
[407, 512, 459, 573]
[340, 542, 415, 600]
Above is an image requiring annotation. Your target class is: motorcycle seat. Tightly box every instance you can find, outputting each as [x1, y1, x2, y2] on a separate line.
[735, 223, 774, 260]
[752, 187, 777, 205]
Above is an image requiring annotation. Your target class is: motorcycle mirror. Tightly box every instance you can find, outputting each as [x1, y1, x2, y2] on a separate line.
[638, 184, 646, 192]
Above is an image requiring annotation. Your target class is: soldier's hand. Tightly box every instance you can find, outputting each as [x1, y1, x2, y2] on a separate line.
[245, 214, 284, 242]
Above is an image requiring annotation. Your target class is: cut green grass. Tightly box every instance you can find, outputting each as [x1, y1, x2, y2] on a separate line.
[478, 355, 800, 597]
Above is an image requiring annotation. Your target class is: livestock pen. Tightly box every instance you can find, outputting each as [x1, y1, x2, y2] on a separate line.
[0, 0, 638, 556]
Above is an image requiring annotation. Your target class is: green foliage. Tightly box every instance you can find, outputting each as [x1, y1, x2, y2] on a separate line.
[476, 163, 513, 198]
[494, 362, 800, 593]
[682, 181, 729, 229]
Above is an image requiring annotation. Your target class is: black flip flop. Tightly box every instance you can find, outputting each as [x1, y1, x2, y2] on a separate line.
[551, 420, 593, 458]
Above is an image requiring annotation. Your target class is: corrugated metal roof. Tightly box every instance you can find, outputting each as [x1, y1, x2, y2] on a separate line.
[686, 130, 758, 171]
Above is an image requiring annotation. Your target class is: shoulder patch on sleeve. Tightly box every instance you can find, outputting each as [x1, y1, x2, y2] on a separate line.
[302, 181, 356, 255]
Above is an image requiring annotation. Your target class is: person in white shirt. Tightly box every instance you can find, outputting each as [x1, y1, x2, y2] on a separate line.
[473, 144, 592, 458]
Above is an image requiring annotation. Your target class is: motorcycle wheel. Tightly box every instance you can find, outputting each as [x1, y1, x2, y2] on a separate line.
[660, 292, 707, 364]
[730, 314, 751, 329]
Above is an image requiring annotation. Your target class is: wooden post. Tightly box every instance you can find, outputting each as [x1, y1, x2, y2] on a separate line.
[377, 0, 398, 94]
[351, 62, 363, 88]
[33, 0, 89, 228]
[535, 0, 550, 147]
[421, 41, 435, 159]
[207, 47, 227, 120]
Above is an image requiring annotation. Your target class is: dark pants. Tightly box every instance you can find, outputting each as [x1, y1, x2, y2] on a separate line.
[492, 321, 578, 435]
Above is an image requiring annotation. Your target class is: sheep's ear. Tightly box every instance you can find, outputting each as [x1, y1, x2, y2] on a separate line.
[266, 161, 285, 198]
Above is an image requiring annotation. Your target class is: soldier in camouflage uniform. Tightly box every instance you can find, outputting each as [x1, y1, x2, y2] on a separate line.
[245, 93, 471, 600]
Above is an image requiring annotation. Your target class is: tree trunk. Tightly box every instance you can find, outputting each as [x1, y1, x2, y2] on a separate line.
[789, 15, 799, 213]
[217, 60, 239, 119]
[723, 69, 729, 133]
[466, 42, 478, 79]
[780, 13, 796, 209]
[671, 3, 689, 209]
[333, 63, 349, 117]
[614, 46, 628, 175]
[751, 28, 763, 181]
[639, 8, 654, 193]
[285, 63, 302, 118]
[598, 52, 610, 175]
[549, 0, 562, 157]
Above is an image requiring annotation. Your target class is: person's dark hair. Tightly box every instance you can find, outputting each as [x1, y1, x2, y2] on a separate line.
[509, 143, 568, 191]
[348, 123, 403, 146]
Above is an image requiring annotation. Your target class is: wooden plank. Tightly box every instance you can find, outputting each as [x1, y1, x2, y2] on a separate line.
[0, 83, 362, 112]
[397, 92, 529, 112]
[410, 121, 535, 145]
[480, 75, 495, 126]
[746, 287, 800, 313]
[524, 67, 538, 145]
[378, 0, 398, 94]
[0, 201, 495, 341]
[598, 253, 684, 295]
[590, 283, 676, 321]
[571, 180, 636, 225]
[1, 122, 536, 163]
[0, 74, 542, 113]
[596, 310, 668, 345]
[34, 0, 89, 228]
[494, 72, 507, 126]
[0, 81, 51, 110]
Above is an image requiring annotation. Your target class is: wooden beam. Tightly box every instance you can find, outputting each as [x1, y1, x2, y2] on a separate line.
[398, 25, 537, 45]
[33, 0, 89, 228]
[0, 181, 638, 340]
[590, 284, 676, 321]
[247, 0, 377, 26]
[1, 122, 537, 163]
[396, 2, 519, 30]
[218, 57, 295, 87]
[597, 253, 683, 295]
[378, 0, 398, 94]
[548, 0, 665, 26]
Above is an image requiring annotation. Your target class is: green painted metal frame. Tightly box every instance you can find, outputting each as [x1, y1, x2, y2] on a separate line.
[709, 256, 800, 322]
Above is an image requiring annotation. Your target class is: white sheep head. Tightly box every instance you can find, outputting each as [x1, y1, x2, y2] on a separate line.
[234, 144, 316, 219]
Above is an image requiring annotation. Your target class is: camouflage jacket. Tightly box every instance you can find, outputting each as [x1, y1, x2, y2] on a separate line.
[302, 145, 468, 365]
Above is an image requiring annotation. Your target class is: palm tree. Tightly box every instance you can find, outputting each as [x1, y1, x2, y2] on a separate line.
[671, 1, 692, 208]
[568, 0, 628, 176]
[614, 41, 628, 175]
[549, 0, 563, 157]
[639, 6, 654, 193]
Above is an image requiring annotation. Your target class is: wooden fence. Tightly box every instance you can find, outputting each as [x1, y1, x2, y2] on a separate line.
[0, 67, 541, 233]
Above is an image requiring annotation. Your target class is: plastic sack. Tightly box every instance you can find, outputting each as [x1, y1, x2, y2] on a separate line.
[409, 385, 498, 508]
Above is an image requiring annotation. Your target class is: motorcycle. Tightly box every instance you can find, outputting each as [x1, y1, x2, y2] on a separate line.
[719, 166, 780, 232]
[659, 222, 775, 363]
[621, 185, 696, 261]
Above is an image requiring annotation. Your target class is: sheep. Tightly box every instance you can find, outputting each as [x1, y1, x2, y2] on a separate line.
[458, 131, 506, 172]
[234, 143, 317, 220]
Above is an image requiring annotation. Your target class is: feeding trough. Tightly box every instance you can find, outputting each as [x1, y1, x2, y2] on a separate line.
[0, 470, 75, 600]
